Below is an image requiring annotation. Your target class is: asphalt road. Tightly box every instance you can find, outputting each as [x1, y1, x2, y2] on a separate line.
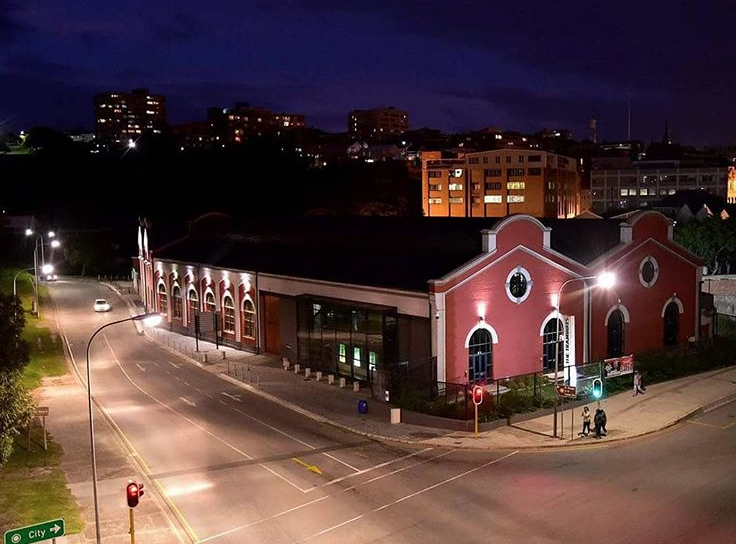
[50, 279, 736, 544]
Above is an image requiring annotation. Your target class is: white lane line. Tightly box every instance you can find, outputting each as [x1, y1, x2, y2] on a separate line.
[303, 450, 519, 541]
[135, 363, 146, 372]
[169, 361, 181, 369]
[153, 362, 160, 367]
[222, 392, 242, 402]
[180, 397, 197, 407]
[218, 400, 227, 406]
[101, 336, 308, 494]
[231, 406, 360, 472]
[195, 388, 202, 393]
[197, 448, 453, 543]
[183, 381, 190, 386]
[175, 376, 182, 381]
[205, 394, 214, 399]
[306, 447, 438, 492]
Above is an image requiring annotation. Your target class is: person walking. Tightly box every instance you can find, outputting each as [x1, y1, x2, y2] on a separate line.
[600, 408, 608, 436]
[579, 406, 592, 437]
[633, 370, 645, 396]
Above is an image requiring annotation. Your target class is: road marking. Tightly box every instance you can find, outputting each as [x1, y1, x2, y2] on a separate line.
[303, 450, 519, 541]
[688, 419, 736, 430]
[153, 362, 160, 367]
[195, 388, 202, 392]
[198, 448, 453, 543]
[180, 397, 196, 407]
[101, 336, 308, 494]
[183, 381, 190, 386]
[293, 457, 322, 474]
[222, 392, 242, 402]
[169, 361, 181, 369]
[218, 400, 227, 406]
[135, 364, 146, 372]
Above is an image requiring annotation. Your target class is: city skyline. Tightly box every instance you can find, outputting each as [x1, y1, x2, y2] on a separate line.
[1, 1, 735, 146]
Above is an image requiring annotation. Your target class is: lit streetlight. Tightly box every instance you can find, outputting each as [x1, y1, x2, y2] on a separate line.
[86, 312, 162, 544]
[13, 267, 35, 305]
[552, 272, 615, 438]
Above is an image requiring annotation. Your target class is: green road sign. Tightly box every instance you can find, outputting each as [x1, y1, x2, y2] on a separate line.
[4, 519, 65, 544]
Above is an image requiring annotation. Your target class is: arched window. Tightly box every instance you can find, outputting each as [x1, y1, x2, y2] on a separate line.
[607, 309, 625, 358]
[172, 285, 182, 319]
[205, 291, 216, 313]
[187, 289, 198, 324]
[222, 295, 235, 333]
[468, 329, 492, 382]
[242, 299, 256, 339]
[157, 283, 167, 315]
[663, 302, 679, 346]
[542, 318, 564, 374]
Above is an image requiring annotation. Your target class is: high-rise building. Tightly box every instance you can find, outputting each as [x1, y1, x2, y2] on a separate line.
[94, 88, 166, 143]
[348, 107, 408, 140]
[422, 150, 582, 219]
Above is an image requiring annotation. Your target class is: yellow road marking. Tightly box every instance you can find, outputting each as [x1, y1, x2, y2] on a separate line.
[292, 457, 323, 474]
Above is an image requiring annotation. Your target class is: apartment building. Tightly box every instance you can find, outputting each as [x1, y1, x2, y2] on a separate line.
[348, 107, 408, 140]
[590, 157, 732, 213]
[94, 88, 166, 143]
[422, 150, 581, 219]
[208, 104, 306, 144]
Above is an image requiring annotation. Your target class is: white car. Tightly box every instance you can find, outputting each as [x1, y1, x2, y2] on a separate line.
[94, 298, 111, 312]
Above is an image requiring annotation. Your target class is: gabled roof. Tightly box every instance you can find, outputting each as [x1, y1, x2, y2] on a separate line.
[154, 215, 625, 292]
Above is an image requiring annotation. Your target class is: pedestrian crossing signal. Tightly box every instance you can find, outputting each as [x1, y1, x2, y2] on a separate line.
[592, 378, 603, 399]
[471, 385, 484, 405]
[126, 480, 144, 508]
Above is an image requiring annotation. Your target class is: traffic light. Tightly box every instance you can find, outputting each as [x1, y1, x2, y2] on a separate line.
[126, 480, 144, 508]
[592, 378, 603, 399]
[472, 385, 484, 405]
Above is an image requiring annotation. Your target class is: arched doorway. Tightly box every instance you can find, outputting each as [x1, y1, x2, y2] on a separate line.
[468, 329, 493, 382]
[542, 318, 564, 374]
[663, 302, 679, 346]
[607, 309, 625, 358]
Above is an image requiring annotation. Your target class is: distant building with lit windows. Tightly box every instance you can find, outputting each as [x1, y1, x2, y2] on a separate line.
[94, 88, 166, 144]
[348, 107, 408, 141]
[208, 103, 305, 144]
[422, 149, 582, 219]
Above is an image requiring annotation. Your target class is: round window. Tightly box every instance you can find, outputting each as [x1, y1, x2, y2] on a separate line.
[509, 272, 527, 298]
[639, 256, 659, 288]
[641, 260, 655, 283]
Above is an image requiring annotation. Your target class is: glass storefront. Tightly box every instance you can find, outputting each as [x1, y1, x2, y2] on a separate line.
[297, 296, 397, 383]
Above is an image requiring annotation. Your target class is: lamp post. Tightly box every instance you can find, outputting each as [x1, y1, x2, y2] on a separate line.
[552, 272, 615, 438]
[26, 231, 62, 318]
[13, 267, 35, 300]
[86, 312, 162, 544]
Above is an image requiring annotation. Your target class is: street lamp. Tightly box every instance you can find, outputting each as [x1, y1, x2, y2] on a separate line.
[13, 267, 35, 300]
[86, 312, 162, 544]
[26, 231, 62, 318]
[552, 272, 615, 438]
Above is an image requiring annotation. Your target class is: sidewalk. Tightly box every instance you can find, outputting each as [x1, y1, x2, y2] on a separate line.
[107, 281, 736, 451]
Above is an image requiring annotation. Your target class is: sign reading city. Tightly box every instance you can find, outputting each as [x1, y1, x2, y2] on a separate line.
[4, 519, 65, 544]
[555, 384, 577, 397]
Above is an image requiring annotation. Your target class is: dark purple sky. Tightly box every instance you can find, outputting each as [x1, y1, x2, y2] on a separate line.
[1, 0, 735, 146]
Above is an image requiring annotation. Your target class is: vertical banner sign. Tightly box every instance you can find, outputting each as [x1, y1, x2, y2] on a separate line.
[563, 316, 576, 385]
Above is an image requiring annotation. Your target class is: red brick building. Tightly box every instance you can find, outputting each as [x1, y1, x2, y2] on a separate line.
[135, 212, 704, 389]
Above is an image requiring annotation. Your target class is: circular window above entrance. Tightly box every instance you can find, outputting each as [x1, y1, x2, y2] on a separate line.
[506, 266, 533, 304]
[639, 256, 659, 288]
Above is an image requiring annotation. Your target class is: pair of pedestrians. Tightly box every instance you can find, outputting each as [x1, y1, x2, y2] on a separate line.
[579, 406, 607, 438]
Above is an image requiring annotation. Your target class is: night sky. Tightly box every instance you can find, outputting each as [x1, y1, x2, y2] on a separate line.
[1, 0, 735, 146]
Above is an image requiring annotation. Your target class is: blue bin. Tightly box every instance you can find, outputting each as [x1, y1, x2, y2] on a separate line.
[358, 400, 368, 414]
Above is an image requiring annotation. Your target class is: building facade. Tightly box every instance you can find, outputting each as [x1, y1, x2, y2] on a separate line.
[134, 212, 704, 392]
[591, 158, 731, 213]
[422, 150, 582, 219]
[348, 107, 409, 140]
[208, 104, 305, 144]
[94, 88, 166, 144]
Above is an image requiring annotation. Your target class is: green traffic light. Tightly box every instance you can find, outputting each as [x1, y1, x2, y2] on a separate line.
[592, 378, 603, 399]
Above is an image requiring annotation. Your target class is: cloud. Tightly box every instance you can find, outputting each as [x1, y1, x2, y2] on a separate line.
[4, 54, 80, 79]
[150, 10, 203, 45]
[0, 0, 29, 45]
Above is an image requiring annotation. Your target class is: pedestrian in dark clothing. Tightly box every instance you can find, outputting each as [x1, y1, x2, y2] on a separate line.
[579, 406, 592, 437]
[600, 408, 608, 436]
[594, 408, 605, 439]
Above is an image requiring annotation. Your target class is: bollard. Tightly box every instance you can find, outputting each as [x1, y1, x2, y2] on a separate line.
[353, 381, 360, 392]
[282, 357, 290, 370]
[257, 374, 261, 386]
[315, 371, 322, 381]
[294, 363, 300, 374]
[222, 351, 227, 359]
[391, 408, 401, 424]
[328, 374, 334, 385]
[339, 377, 346, 388]
[203, 353, 208, 363]
[305, 368, 311, 379]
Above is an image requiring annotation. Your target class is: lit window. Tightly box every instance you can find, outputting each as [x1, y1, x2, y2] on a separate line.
[242, 299, 256, 338]
[507, 182, 525, 190]
[428, 198, 442, 204]
[484, 195, 502, 203]
[508, 195, 525, 203]
[506, 267, 533, 304]
[353, 347, 362, 367]
[449, 183, 463, 191]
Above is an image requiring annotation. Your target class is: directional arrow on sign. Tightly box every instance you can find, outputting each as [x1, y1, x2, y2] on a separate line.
[49, 525, 61, 535]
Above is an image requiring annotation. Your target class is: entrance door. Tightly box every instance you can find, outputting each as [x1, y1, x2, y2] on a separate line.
[607, 309, 625, 358]
[264, 295, 280, 354]
[663, 302, 679, 346]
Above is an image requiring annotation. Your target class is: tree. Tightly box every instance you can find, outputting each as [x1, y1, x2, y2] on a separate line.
[675, 217, 736, 274]
[0, 293, 33, 467]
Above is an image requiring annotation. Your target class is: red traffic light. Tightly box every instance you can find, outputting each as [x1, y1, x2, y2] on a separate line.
[126, 480, 144, 508]
[471, 385, 484, 405]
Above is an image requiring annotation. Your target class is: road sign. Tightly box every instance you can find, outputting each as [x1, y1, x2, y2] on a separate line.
[35, 406, 49, 417]
[555, 384, 577, 397]
[4, 519, 65, 544]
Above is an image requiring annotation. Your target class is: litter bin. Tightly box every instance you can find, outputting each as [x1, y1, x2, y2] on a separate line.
[358, 399, 368, 414]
